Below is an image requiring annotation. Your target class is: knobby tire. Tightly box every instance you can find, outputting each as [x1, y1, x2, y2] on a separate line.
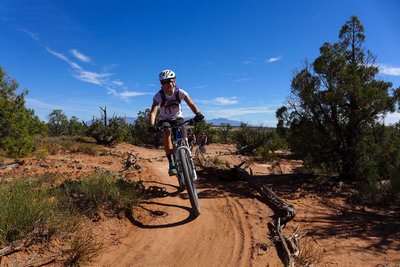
[179, 149, 201, 217]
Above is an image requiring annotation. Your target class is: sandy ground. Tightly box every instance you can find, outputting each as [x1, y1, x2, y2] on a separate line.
[1, 143, 399, 266]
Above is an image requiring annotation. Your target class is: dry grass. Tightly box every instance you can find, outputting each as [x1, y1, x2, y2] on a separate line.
[62, 229, 103, 266]
[295, 236, 324, 266]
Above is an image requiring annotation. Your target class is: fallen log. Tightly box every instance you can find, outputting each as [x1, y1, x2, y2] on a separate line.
[0, 245, 23, 256]
[233, 161, 296, 225]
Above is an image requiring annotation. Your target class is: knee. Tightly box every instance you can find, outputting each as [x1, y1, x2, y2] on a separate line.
[163, 128, 171, 139]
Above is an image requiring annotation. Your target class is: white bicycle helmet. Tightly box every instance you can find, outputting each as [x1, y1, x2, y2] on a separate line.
[159, 69, 176, 81]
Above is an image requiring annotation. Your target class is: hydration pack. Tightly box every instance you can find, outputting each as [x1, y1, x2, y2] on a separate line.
[159, 87, 181, 113]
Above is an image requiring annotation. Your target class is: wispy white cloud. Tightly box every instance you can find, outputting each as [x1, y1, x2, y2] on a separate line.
[46, 47, 150, 100]
[234, 78, 251, 82]
[377, 64, 400, 76]
[198, 97, 238, 105]
[19, 28, 39, 41]
[111, 80, 124, 86]
[147, 83, 157, 87]
[70, 49, 91, 62]
[242, 57, 256, 64]
[103, 64, 119, 72]
[74, 71, 113, 85]
[47, 48, 69, 62]
[106, 88, 152, 100]
[267, 56, 282, 63]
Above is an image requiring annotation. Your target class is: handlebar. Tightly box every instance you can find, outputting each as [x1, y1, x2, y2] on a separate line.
[151, 118, 198, 133]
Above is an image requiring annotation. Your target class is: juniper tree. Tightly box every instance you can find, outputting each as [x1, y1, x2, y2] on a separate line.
[276, 16, 400, 182]
[0, 67, 46, 157]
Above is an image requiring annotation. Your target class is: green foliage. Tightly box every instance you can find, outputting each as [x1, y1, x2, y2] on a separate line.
[63, 230, 103, 266]
[0, 67, 46, 157]
[0, 172, 145, 247]
[194, 120, 218, 143]
[276, 16, 400, 193]
[48, 109, 69, 136]
[130, 108, 162, 147]
[60, 173, 144, 214]
[219, 123, 232, 143]
[0, 179, 56, 244]
[233, 123, 272, 155]
[34, 136, 106, 155]
[86, 106, 130, 146]
[48, 110, 86, 137]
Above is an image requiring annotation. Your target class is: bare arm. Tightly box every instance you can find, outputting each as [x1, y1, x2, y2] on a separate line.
[149, 99, 159, 125]
[184, 95, 200, 114]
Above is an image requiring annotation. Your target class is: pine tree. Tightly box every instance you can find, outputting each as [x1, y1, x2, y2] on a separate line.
[0, 67, 46, 157]
[276, 16, 400, 182]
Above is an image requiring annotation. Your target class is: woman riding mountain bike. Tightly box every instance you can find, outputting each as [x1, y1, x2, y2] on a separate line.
[154, 118, 201, 216]
[148, 69, 204, 176]
[148, 69, 204, 216]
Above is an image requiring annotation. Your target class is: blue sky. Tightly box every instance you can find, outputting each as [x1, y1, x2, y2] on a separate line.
[1, 0, 400, 126]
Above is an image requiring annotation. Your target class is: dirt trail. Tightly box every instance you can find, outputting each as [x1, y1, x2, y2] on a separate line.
[2, 143, 399, 266]
[93, 154, 277, 267]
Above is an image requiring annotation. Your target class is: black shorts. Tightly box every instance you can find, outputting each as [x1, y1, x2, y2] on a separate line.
[158, 118, 187, 138]
[158, 117, 184, 129]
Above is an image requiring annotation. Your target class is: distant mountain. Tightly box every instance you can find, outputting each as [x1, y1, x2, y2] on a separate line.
[124, 117, 137, 124]
[207, 118, 242, 126]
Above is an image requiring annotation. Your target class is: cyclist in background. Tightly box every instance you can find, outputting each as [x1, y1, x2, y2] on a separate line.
[148, 69, 204, 176]
[187, 128, 196, 152]
[199, 132, 207, 153]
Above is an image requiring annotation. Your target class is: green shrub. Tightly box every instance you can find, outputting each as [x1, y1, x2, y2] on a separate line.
[63, 230, 103, 266]
[0, 179, 55, 244]
[0, 67, 46, 157]
[34, 136, 106, 155]
[234, 123, 272, 155]
[60, 173, 144, 215]
[86, 107, 130, 147]
[34, 147, 49, 159]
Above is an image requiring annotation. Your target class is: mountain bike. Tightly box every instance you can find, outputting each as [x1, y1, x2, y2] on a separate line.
[159, 119, 201, 217]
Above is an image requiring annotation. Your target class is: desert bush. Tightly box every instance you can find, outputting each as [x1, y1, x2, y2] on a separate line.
[0, 67, 46, 157]
[276, 16, 400, 200]
[0, 172, 144, 248]
[63, 230, 103, 266]
[254, 146, 278, 161]
[34, 136, 106, 155]
[86, 106, 130, 146]
[193, 120, 218, 143]
[0, 179, 57, 244]
[218, 123, 232, 143]
[47, 110, 87, 137]
[130, 108, 163, 147]
[295, 236, 324, 266]
[234, 123, 272, 155]
[60, 173, 144, 215]
[33, 147, 49, 159]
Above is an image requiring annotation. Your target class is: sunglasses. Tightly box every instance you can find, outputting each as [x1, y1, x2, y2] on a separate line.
[161, 79, 173, 85]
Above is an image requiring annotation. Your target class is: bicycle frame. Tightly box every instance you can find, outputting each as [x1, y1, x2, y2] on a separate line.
[171, 125, 198, 182]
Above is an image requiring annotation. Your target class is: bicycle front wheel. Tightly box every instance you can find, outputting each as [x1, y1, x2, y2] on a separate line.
[179, 148, 201, 217]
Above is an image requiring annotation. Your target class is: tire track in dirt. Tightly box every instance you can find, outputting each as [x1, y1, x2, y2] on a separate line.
[92, 159, 259, 267]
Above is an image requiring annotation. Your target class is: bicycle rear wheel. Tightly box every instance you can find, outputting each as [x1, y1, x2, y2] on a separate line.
[179, 148, 201, 217]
